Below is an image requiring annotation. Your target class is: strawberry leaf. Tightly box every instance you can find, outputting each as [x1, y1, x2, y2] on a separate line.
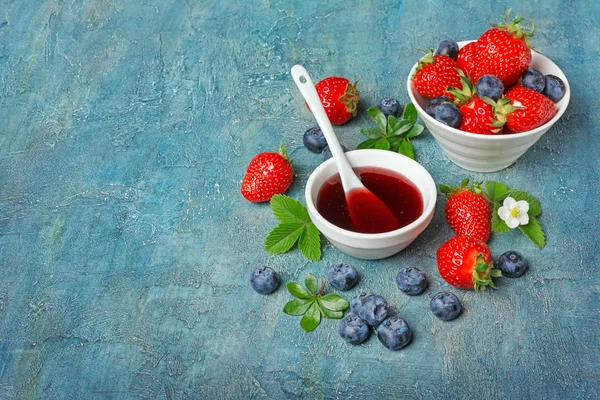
[361, 127, 383, 139]
[265, 222, 305, 253]
[298, 222, 321, 262]
[367, 107, 387, 132]
[270, 194, 309, 224]
[518, 216, 546, 249]
[504, 189, 542, 216]
[491, 203, 511, 233]
[398, 139, 415, 159]
[484, 181, 509, 202]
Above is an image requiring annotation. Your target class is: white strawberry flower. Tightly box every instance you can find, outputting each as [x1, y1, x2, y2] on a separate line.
[498, 197, 530, 229]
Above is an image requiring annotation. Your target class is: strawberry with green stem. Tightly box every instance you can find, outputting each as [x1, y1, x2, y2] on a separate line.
[440, 178, 491, 242]
[412, 50, 462, 100]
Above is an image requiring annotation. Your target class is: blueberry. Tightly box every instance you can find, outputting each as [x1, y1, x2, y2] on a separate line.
[434, 39, 459, 60]
[396, 267, 428, 295]
[476, 75, 504, 101]
[426, 95, 451, 118]
[496, 250, 528, 278]
[430, 292, 462, 321]
[434, 102, 461, 128]
[350, 291, 389, 326]
[376, 98, 403, 118]
[521, 69, 545, 92]
[322, 144, 347, 161]
[250, 267, 280, 294]
[543, 74, 566, 102]
[328, 262, 359, 291]
[376, 316, 412, 350]
[303, 126, 327, 153]
[338, 313, 370, 345]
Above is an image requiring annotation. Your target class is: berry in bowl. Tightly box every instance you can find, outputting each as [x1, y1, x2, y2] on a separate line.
[305, 150, 437, 260]
[406, 11, 570, 172]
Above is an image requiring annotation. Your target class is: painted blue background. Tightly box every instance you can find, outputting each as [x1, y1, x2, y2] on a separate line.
[0, 1, 598, 399]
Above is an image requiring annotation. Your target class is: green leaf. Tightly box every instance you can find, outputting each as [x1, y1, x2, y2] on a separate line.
[283, 299, 314, 316]
[484, 181, 509, 202]
[389, 119, 414, 137]
[317, 302, 344, 319]
[300, 302, 321, 332]
[439, 184, 451, 194]
[286, 282, 313, 299]
[389, 136, 402, 152]
[357, 138, 378, 150]
[518, 216, 546, 249]
[270, 194, 309, 224]
[491, 203, 511, 233]
[367, 107, 387, 132]
[403, 102, 418, 122]
[405, 124, 425, 139]
[305, 273, 318, 295]
[318, 294, 349, 312]
[504, 189, 542, 216]
[374, 138, 391, 150]
[265, 222, 305, 253]
[360, 127, 384, 139]
[388, 115, 400, 132]
[298, 222, 321, 262]
[398, 139, 415, 159]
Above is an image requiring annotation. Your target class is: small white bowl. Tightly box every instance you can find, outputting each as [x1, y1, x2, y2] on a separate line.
[407, 40, 571, 172]
[305, 150, 437, 260]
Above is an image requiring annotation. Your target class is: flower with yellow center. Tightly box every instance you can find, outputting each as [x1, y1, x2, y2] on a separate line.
[498, 197, 529, 229]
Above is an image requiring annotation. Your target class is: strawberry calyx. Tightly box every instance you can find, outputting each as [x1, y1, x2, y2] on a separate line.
[412, 49, 436, 76]
[339, 81, 360, 116]
[483, 97, 521, 129]
[472, 253, 502, 292]
[489, 9, 535, 47]
[277, 142, 294, 170]
[439, 178, 483, 197]
[447, 69, 476, 106]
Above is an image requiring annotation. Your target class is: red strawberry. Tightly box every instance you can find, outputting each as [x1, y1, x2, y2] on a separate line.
[474, 10, 534, 87]
[441, 179, 491, 242]
[503, 85, 557, 132]
[457, 96, 504, 135]
[241, 147, 293, 202]
[312, 77, 359, 125]
[436, 235, 501, 291]
[412, 51, 462, 100]
[456, 42, 477, 80]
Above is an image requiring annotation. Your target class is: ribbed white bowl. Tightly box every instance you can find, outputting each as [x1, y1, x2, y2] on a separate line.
[407, 40, 570, 172]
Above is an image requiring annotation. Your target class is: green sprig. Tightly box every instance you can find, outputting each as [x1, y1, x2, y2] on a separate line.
[357, 103, 426, 159]
[283, 274, 349, 332]
[265, 195, 322, 261]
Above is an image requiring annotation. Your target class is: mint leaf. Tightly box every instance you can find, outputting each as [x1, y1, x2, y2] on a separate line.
[388, 115, 400, 132]
[300, 302, 321, 332]
[398, 138, 415, 159]
[389, 136, 402, 152]
[305, 273, 318, 294]
[389, 119, 414, 137]
[317, 302, 344, 319]
[265, 222, 305, 253]
[375, 138, 391, 150]
[484, 181, 508, 202]
[518, 216, 546, 249]
[357, 138, 378, 150]
[286, 282, 313, 299]
[405, 124, 424, 139]
[270, 194, 308, 224]
[403, 102, 418, 122]
[505, 189, 542, 216]
[298, 222, 321, 262]
[361, 127, 383, 139]
[367, 107, 387, 132]
[318, 294, 349, 311]
[491, 203, 511, 233]
[283, 299, 314, 316]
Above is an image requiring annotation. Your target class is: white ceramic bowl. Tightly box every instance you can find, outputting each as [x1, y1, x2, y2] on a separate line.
[305, 150, 437, 260]
[407, 40, 571, 172]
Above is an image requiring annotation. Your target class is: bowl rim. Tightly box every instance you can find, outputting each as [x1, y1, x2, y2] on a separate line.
[304, 150, 437, 240]
[406, 40, 571, 141]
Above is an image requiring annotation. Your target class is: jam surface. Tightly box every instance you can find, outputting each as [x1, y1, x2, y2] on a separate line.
[316, 167, 423, 233]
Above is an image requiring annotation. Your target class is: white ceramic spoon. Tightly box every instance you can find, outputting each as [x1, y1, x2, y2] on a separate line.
[291, 65, 399, 233]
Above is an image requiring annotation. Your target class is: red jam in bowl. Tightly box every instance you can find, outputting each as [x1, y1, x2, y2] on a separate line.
[316, 167, 423, 234]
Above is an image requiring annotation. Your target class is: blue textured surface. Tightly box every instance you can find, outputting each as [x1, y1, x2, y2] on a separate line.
[0, 1, 599, 399]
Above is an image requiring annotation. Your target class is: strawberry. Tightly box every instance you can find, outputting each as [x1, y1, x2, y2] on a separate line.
[458, 96, 504, 135]
[440, 179, 491, 242]
[503, 85, 557, 132]
[312, 77, 359, 125]
[436, 235, 501, 291]
[474, 10, 534, 87]
[412, 51, 462, 100]
[456, 42, 477, 80]
[241, 146, 293, 202]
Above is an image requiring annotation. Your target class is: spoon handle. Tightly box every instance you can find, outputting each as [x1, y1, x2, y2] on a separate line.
[291, 65, 362, 191]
